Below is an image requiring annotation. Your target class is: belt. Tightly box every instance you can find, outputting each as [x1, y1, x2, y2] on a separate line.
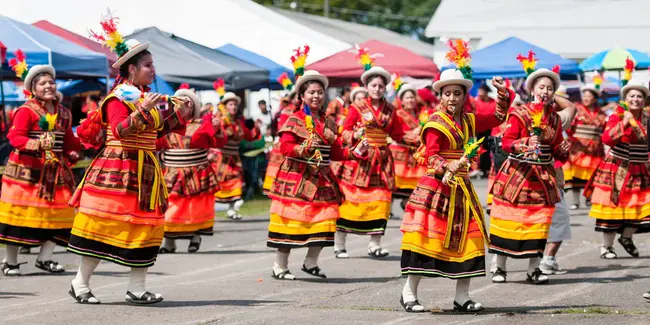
[28, 131, 64, 152]
[287, 144, 332, 166]
[611, 143, 648, 163]
[162, 149, 209, 167]
[508, 144, 553, 165]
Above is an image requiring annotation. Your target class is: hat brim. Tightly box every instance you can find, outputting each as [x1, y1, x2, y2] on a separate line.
[397, 84, 416, 99]
[174, 89, 202, 118]
[294, 74, 329, 95]
[221, 94, 241, 106]
[432, 78, 474, 94]
[350, 87, 368, 100]
[525, 69, 561, 94]
[361, 67, 391, 85]
[621, 84, 650, 99]
[24, 65, 56, 90]
[580, 86, 601, 97]
[112, 43, 151, 69]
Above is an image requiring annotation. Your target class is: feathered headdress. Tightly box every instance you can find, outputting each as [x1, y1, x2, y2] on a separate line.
[179, 83, 190, 90]
[622, 57, 635, 86]
[8, 49, 28, 81]
[277, 72, 294, 91]
[350, 44, 383, 71]
[89, 11, 129, 57]
[593, 73, 603, 90]
[392, 73, 404, 93]
[445, 39, 473, 80]
[213, 79, 226, 99]
[517, 51, 538, 75]
[291, 45, 310, 79]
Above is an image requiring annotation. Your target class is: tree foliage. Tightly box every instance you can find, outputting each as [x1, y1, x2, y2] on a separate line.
[254, 0, 441, 42]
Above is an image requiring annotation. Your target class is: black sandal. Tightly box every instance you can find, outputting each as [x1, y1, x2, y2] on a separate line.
[188, 237, 202, 253]
[1, 262, 26, 276]
[600, 246, 617, 259]
[125, 291, 164, 305]
[68, 284, 100, 304]
[158, 247, 176, 254]
[35, 260, 65, 273]
[271, 270, 295, 280]
[301, 265, 327, 278]
[618, 237, 639, 257]
[400, 295, 425, 313]
[526, 268, 549, 285]
[453, 300, 484, 312]
[368, 247, 389, 258]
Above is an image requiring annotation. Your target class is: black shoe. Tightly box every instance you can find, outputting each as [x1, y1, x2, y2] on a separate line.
[69, 284, 100, 304]
[453, 300, 484, 312]
[618, 236, 640, 257]
[399, 295, 425, 313]
[125, 291, 164, 305]
[526, 268, 549, 284]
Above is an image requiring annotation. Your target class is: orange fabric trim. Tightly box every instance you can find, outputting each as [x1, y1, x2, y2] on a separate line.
[490, 199, 554, 224]
[77, 189, 163, 226]
[0, 181, 71, 209]
[339, 182, 391, 203]
[165, 193, 215, 224]
[589, 187, 650, 208]
[269, 200, 339, 223]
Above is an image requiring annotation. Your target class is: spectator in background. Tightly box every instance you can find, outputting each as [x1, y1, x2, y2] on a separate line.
[252, 100, 273, 137]
[326, 86, 351, 117]
[472, 83, 496, 178]
[201, 103, 214, 117]
[82, 94, 101, 115]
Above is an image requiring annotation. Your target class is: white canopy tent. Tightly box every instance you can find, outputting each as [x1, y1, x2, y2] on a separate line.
[3, 0, 351, 69]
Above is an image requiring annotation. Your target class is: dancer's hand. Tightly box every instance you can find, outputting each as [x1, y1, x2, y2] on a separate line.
[446, 160, 464, 175]
[528, 135, 540, 148]
[353, 128, 365, 140]
[354, 139, 369, 156]
[622, 111, 634, 127]
[141, 93, 162, 111]
[491, 76, 506, 91]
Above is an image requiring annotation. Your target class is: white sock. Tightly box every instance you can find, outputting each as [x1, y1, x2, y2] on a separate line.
[368, 234, 382, 250]
[603, 232, 616, 247]
[4, 245, 19, 265]
[402, 275, 422, 302]
[71, 256, 100, 296]
[528, 257, 541, 274]
[496, 254, 507, 270]
[334, 232, 347, 251]
[454, 278, 471, 304]
[128, 267, 148, 295]
[273, 249, 290, 274]
[303, 247, 322, 269]
[542, 255, 555, 263]
[572, 189, 581, 206]
[161, 238, 176, 250]
[37, 241, 56, 261]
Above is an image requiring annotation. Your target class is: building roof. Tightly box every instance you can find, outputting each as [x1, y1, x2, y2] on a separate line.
[425, 0, 650, 59]
[274, 8, 434, 58]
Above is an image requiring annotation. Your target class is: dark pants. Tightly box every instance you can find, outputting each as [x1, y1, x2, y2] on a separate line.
[242, 154, 267, 200]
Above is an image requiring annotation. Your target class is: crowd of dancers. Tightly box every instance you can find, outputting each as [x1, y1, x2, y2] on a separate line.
[1, 13, 649, 311]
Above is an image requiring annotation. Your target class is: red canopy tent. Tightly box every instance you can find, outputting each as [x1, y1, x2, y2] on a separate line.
[32, 20, 117, 77]
[307, 40, 438, 87]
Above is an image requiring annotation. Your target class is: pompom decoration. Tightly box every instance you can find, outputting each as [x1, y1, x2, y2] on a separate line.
[301, 103, 323, 165]
[552, 65, 560, 75]
[213, 79, 226, 98]
[463, 137, 485, 160]
[445, 39, 473, 80]
[350, 44, 383, 71]
[303, 104, 315, 131]
[179, 83, 190, 90]
[593, 73, 603, 90]
[38, 113, 58, 131]
[516, 50, 538, 76]
[617, 101, 638, 128]
[277, 72, 294, 91]
[89, 10, 128, 57]
[351, 82, 360, 88]
[530, 101, 545, 136]
[622, 56, 635, 86]
[392, 73, 404, 93]
[291, 45, 310, 78]
[504, 78, 512, 89]
[77, 110, 104, 149]
[8, 49, 29, 80]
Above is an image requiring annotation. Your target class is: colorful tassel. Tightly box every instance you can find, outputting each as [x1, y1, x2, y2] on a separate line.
[392, 73, 404, 93]
[213, 79, 226, 98]
[463, 137, 485, 159]
[350, 44, 382, 71]
[445, 39, 473, 80]
[277, 72, 294, 91]
[530, 101, 545, 136]
[291, 45, 310, 78]
[593, 73, 603, 90]
[89, 10, 129, 57]
[517, 50, 538, 75]
[622, 56, 635, 86]
[8, 49, 29, 80]
[38, 113, 58, 131]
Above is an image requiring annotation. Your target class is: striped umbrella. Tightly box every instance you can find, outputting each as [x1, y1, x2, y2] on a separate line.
[579, 47, 650, 71]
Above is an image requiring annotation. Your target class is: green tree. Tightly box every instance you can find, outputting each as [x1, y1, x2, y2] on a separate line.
[254, 0, 441, 42]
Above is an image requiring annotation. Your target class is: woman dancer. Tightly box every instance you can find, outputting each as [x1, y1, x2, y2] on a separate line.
[67, 15, 193, 304]
[213, 92, 260, 220]
[0, 52, 81, 275]
[335, 48, 412, 259]
[158, 87, 227, 253]
[584, 79, 650, 259]
[400, 40, 513, 312]
[563, 82, 606, 209]
[267, 70, 368, 279]
[489, 54, 570, 284]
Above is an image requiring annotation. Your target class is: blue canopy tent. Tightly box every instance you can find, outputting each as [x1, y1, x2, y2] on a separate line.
[216, 43, 293, 90]
[443, 37, 580, 79]
[0, 15, 109, 105]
